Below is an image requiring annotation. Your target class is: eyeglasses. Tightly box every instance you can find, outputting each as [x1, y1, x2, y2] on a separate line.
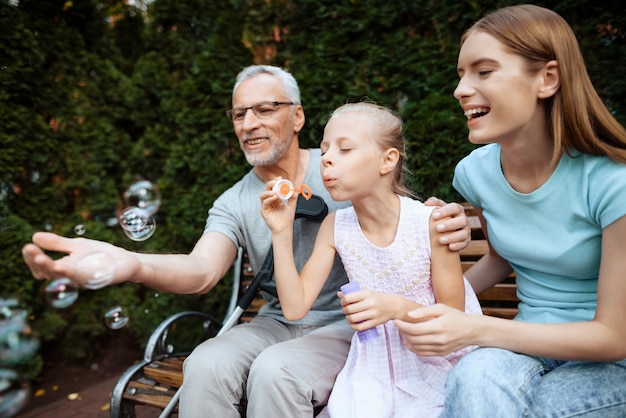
[226, 101, 295, 123]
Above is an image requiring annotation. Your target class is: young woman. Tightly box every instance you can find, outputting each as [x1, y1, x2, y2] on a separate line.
[395, 5, 626, 416]
[260, 102, 482, 417]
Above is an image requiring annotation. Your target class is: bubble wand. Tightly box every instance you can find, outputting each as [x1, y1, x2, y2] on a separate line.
[272, 179, 312, 202]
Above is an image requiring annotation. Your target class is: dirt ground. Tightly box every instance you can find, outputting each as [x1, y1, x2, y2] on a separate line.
[15, 333, 143, 416]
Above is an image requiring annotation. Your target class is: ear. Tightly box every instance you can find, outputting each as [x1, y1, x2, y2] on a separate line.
[293, 104, 306, 133]
[537, 60, 560, 99]
[380, 148, 400, 176]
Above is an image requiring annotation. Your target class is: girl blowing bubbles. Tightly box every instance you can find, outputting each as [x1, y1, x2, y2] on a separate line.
[260, 102, 482, 417]
[394, 4, 626, 417]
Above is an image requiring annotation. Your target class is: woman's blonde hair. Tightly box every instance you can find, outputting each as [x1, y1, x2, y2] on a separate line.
[463, 4, 626, 163]
[329, 102, 415, 197]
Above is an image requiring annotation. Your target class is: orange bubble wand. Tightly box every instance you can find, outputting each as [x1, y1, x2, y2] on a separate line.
[272, 179, 312, 201]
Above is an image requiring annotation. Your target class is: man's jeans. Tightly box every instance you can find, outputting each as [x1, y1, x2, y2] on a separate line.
[440, 347, 626, 417]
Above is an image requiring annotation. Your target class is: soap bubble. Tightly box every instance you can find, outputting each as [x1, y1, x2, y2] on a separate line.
[123, 180, 161, 215]
[0, 369, 30, 418]
[118, 206, 156, 241]
[0, 299, 37, 417]
[104, 305, 129, 330]
[118, 206, 151, 232]
[44, 278, 79, 309]
[121, 216, 156, 241]
[0, 301, 39, 368]
[73, 224, 86, 236]
[0, 309, 39, 367]
[75, 252, 116, 290]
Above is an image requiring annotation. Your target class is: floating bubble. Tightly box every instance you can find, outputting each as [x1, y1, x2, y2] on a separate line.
[75, 252, 116, 290]
[44, 278, 79, 309]
[0, 369, 30, 418]
[104, 305, 129, 330]
[123, 180, 161, 215]
[73, 224, 86, 236]
[118, 206, 151, 232]
[118, 207, 156, 241]
[0, 309, 40, 367]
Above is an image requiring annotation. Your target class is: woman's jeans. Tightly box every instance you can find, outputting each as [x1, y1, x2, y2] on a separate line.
[440, 347, 626, 417]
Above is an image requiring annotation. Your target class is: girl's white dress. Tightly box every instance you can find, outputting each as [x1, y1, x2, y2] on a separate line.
[319, 196, 482, 418]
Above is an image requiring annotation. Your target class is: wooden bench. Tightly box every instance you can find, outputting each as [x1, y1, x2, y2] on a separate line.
[109, 204, 519, 417]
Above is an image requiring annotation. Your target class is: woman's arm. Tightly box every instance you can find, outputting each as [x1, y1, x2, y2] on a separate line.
[463, 209, 513, 294]
[396, 216, 626, 362]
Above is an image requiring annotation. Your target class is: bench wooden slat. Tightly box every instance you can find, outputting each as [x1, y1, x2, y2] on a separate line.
[124, 380, 179, 410]
[477, 283, 518, 302]
[460, 240, 489, 259]
[480, 307, 518, 319]
[143, 358, 185, 388]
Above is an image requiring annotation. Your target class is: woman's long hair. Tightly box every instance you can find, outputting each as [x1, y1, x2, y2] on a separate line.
[463, 4, 626, 164]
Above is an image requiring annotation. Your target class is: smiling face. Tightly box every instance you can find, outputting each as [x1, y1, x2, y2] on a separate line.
[454, 31, 548, 146]
[320, 112, 388, 202]
[232, 73, 304, 166]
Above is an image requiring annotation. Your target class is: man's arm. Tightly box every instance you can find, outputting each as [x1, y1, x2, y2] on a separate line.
[22, 231, 238, 294]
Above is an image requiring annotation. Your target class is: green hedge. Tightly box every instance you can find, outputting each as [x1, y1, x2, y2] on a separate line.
[1, 0, 625, 378]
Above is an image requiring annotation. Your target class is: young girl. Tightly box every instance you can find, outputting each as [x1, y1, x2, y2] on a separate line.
[260, 102, 482, 417]
[395, 5, 626, 416]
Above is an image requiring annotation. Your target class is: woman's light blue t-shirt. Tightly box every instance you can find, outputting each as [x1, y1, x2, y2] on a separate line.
[453, 144, 626, 324]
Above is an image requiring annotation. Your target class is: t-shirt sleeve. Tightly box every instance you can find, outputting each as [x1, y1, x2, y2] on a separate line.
[586, 156, 626, 229]
[452, 149, 485, 209]
[204, 187, 244, 248]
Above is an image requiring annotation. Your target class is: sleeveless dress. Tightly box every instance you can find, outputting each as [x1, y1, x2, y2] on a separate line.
[318, 196, 482, 418]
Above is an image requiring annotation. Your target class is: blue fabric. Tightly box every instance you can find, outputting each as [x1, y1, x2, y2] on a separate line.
[441, 347, 626, 418]
[453, 144, 626, 323]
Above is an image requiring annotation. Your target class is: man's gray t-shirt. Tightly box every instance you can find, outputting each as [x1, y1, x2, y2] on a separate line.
[204, 149, 351, 325]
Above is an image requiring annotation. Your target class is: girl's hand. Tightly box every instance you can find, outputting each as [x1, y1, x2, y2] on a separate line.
[393, 304, 477, 356]
[339, 289, 409, 331]
[260, 177, 297, 234]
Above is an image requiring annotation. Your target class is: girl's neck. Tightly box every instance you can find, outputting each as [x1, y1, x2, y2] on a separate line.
[353, 193, 400, 248]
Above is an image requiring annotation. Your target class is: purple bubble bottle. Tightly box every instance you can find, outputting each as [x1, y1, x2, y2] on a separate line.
[340, 281, 379, 343]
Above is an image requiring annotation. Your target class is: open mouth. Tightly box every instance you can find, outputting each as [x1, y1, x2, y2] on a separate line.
[245, 137, 267, 145]
[464, 107, 490, 120]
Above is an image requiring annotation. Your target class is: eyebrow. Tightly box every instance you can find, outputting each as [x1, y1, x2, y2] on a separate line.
[457, 57, 500, 74]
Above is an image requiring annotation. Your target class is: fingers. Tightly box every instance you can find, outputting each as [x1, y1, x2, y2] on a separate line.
[431, 202, 471, 251]
[432, 202, 466, 223]
[23, 233, 84, 280]
[424, 196, 447, 207]
[437, 229, 471, 251]
[32, 232, 77, 253]
[22, 242, 72, 280]
[22, 243, 49, 279]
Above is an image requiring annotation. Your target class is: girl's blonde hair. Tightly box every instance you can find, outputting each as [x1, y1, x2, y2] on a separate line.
[329, 102, 415, 197]
[463, 4, 626, 163]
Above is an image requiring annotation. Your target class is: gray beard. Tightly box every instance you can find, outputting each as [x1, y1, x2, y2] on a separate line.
[244, 138, 292, 167]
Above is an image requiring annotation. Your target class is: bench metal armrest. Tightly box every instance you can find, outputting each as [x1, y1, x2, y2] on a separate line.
[142, 311, 222, 362]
